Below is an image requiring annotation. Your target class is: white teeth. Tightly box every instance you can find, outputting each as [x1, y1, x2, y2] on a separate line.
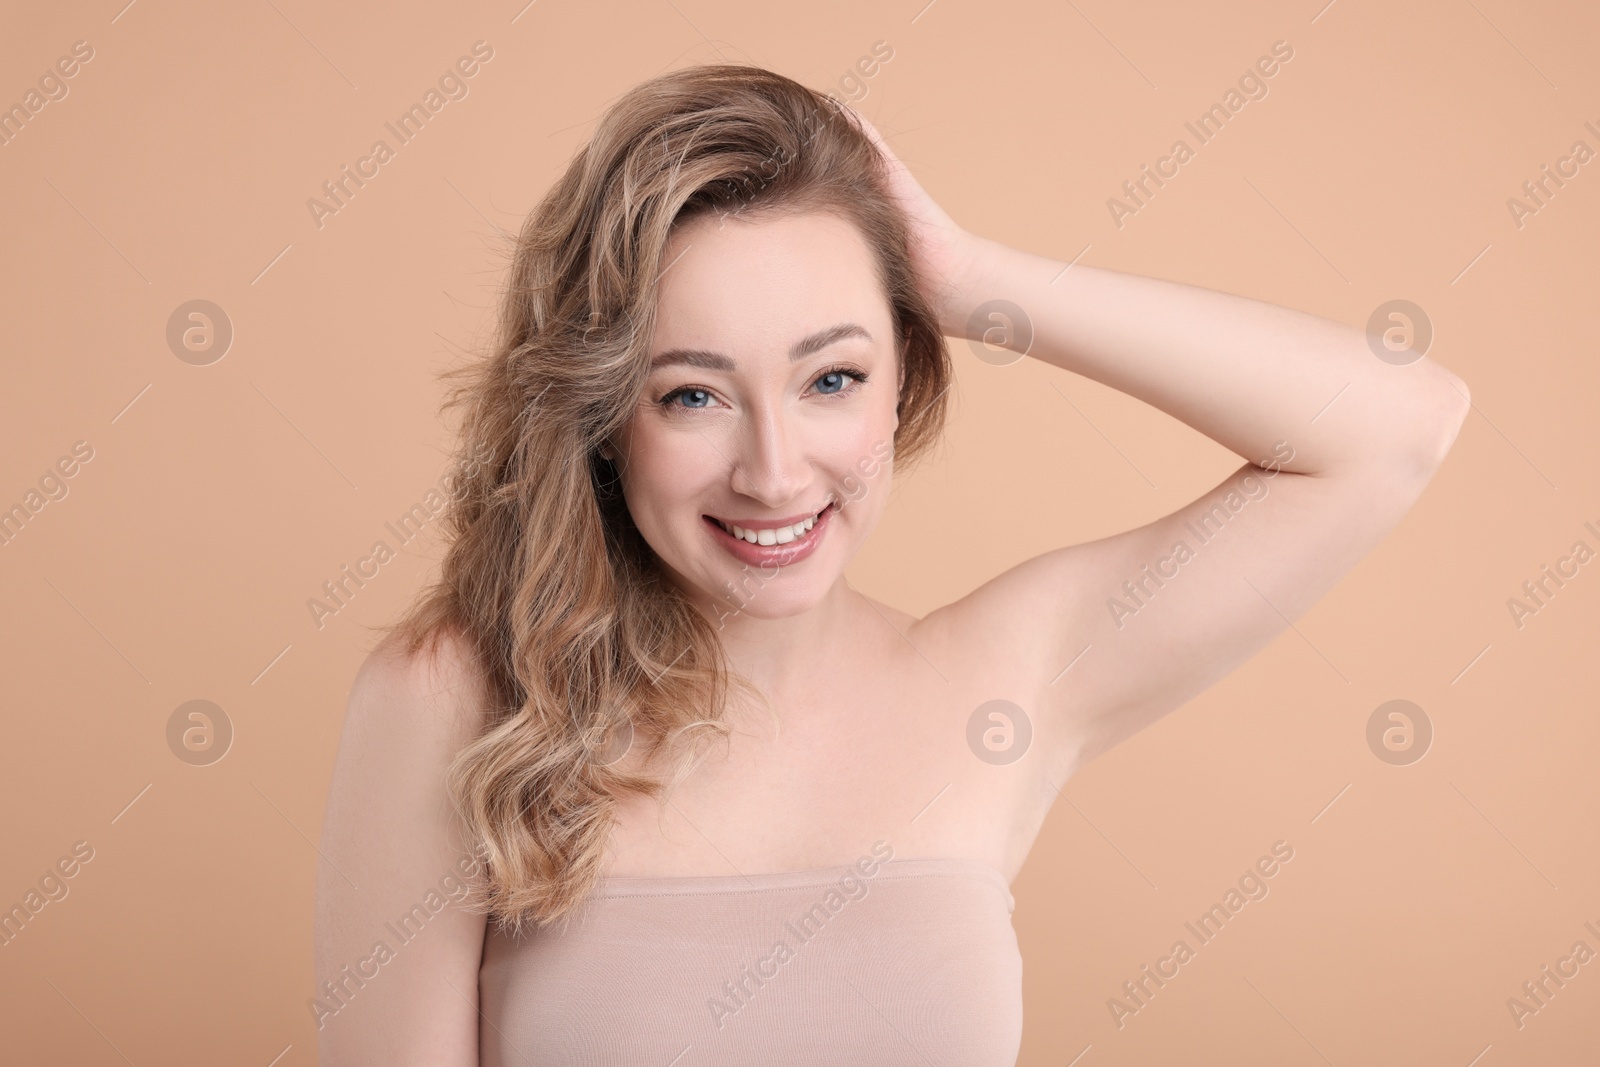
[725, 509, 822, 545]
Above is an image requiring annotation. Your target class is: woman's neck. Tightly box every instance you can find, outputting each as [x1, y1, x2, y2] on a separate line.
[693, 575, 861, 699]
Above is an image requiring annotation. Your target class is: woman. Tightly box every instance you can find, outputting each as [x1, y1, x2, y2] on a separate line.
[313, 65, 1468, 1065]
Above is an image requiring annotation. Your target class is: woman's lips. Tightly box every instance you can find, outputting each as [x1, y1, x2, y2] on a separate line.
[703, 502, 835, 568]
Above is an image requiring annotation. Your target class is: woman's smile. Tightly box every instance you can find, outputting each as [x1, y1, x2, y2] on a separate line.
[703, 500, 837, 567]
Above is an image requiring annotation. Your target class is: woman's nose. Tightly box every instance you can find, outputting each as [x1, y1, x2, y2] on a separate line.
[727, 405, 810, 507]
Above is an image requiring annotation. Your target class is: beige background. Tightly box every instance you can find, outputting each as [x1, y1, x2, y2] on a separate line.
[2, 0, 1597, 1063]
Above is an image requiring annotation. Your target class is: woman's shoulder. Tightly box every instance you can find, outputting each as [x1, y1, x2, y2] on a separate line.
[318, 624, 490, 1062]
[351, 624, 494, 743]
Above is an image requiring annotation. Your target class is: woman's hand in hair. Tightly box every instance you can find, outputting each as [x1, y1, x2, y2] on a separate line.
[841, 103, 989, 337]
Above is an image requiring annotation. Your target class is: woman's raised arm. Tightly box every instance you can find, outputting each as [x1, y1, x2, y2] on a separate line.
[856, 115, 1470, 780]
[957, 240, 1468, 484]
[931, 228, 1469, 778]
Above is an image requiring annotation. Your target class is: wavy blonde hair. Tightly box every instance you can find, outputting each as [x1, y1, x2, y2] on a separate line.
[379, 63, 952, 931]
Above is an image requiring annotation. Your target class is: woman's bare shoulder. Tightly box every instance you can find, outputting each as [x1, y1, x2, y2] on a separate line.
[315, 625, 492, 1064]
[352, 625, 493, 738]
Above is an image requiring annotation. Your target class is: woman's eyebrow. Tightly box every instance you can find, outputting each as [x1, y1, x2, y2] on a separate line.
[648, 322, 872, 372]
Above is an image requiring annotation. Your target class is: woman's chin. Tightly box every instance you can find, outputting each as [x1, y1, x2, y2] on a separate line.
[702, 576, 835, 625]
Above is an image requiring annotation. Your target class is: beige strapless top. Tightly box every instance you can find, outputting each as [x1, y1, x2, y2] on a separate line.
[477, 857, 1023, 1066]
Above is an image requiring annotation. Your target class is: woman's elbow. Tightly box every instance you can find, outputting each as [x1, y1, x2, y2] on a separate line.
[1428, 367, 1470, 464]
[1399, 364, 1471, 481]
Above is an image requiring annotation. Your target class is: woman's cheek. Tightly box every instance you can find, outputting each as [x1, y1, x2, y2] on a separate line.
[634, 428, 717, 511]
[833, 433, 892, 511]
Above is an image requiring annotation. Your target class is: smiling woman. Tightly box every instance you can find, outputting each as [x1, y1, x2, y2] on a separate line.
[313, 62, 1469, 1066]
[604, 210, 914, 621]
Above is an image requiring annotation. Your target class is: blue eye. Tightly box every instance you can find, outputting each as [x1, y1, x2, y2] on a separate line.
[670, 387, 713, 409]
[655, 366, 867, 413]
[812, 366, 868, 395]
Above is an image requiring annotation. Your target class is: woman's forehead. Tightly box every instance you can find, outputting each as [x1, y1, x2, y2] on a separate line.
[651, 211, 891, 356]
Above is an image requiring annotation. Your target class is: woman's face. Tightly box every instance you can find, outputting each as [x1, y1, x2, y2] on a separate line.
[609, 207, 903, 623]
